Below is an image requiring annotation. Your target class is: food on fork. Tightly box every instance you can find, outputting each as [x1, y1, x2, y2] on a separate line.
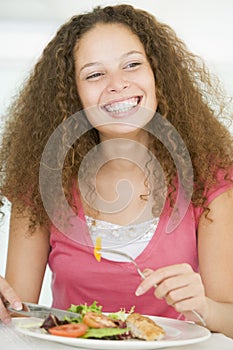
[126, 313, 165, 341]
[93, 236, 102, 262]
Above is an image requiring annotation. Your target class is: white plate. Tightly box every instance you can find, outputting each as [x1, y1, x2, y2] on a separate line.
[13, 315, 211, 350]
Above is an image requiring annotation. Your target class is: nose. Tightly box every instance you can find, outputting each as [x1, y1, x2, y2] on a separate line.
[106, 72, 129, 93]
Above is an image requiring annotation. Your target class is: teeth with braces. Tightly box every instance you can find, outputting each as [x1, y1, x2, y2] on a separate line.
[104, 97, 139, 113]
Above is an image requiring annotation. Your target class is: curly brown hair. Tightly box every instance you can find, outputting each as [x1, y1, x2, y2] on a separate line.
[0, 4, 232, 230]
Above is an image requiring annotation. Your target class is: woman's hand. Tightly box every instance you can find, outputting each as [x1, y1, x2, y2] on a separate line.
[135, 263, 209, 324]
[0, 275, 22, 324]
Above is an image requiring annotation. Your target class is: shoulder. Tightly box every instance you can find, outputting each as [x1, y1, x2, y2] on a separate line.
[194, 167, 233, 224]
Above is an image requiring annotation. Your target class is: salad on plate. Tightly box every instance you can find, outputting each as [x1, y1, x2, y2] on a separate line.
[40, 301, 165, 341]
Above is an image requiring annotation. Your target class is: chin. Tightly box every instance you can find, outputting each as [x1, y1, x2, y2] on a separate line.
[98, 124, 147, 139]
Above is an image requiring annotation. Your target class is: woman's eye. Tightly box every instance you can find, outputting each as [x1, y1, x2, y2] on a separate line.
[86, 72, 104, 80]
[124, 62, 142, 69]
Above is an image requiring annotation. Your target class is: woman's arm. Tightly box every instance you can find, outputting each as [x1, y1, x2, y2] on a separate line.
[135, 188, 233, 338]
[197, 188, 233, 336]
[5, 205, 50, 304]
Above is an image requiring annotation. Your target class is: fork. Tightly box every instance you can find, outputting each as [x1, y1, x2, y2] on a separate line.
[100, 247, 206, 326]
[100, 247, 147, 280]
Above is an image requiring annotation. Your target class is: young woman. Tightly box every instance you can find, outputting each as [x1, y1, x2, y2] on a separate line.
[0, 4, 233, 337]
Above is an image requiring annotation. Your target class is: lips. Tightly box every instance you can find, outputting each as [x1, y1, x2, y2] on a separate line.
[101, 96, 142, 115]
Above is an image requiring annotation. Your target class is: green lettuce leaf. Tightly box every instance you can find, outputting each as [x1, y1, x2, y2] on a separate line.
[68, 301, 102, 316]
[82, 327, 129, 339]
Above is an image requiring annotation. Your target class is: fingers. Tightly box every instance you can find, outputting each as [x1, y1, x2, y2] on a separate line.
[142, 268, 154, 277]
[135, 264, 206, 319]
[0, 275, 22, 324]
[155, 272, 204, 300]
[0, 298, 11, 324]
[171, 296, 204, 314]
[136, 263, 193, 296]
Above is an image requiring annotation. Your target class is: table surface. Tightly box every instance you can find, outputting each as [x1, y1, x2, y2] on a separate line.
[0, 319, 233, 350]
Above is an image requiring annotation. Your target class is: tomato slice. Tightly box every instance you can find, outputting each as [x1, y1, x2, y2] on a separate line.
[48, 323, 88, 338]
[83, 312, 117, 328]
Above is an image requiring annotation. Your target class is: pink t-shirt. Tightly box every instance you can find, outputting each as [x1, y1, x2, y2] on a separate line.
[48, 173, 233, 319]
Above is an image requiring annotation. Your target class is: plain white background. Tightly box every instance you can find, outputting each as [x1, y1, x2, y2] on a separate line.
[0, 0, 232, 306]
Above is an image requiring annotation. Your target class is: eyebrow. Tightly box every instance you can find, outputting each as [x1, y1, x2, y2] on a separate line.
[79, 50, 144, 73]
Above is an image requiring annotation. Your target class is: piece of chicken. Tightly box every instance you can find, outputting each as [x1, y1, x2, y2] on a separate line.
[126, 313, 165, 341]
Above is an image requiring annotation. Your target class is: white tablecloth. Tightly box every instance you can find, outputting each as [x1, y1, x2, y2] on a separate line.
[0, 322, 232, 350]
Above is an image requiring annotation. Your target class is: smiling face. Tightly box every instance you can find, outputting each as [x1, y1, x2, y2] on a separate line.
[74, 23, 157, 140]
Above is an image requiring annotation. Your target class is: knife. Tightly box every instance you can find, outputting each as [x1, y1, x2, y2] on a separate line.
[6, 301, 81, 320]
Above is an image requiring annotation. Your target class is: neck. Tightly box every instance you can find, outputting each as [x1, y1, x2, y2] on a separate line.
[98, 130, 151, 172]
